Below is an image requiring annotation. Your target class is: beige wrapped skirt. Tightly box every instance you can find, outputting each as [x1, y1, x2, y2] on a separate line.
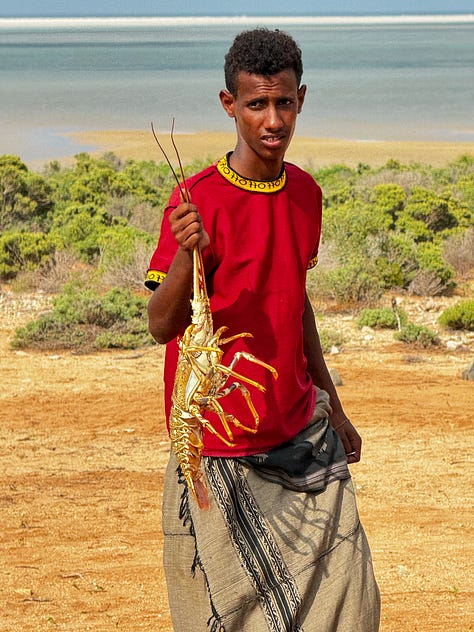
[162, 444, 380, 632]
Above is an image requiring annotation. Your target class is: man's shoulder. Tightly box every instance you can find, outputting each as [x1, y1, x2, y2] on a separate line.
[186, 161, 220, 191]
[285, 162, 321, 191]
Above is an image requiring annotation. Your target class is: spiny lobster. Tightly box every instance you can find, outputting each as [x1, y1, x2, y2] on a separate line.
[151, 121, 278, 509]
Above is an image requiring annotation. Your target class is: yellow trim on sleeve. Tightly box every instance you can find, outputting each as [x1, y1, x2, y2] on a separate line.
[308, 255, 318, 269]
[146, 269, 167, 285]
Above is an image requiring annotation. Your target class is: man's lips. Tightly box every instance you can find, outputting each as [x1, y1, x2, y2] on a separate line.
[261, 134, 285, 148]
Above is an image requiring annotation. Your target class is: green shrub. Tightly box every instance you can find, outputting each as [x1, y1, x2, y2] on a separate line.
[12, 285, 153, 351]
[95, 329, 151, 349]
[2, 152, 474, 301]
[371, 232, 418, 289]
[0, 231, 54, 280]
[394, 322, 440, 347]
[373, 257, 406, 289]
[370, 183, 406, 223]
[11, 314, 89, 350]
[357, 307, 407, 329]
[50, 206, 109, 261]
[406, 242, 456, 296]
[0, 156, 54, 230]
[401, 187, 458, 235]
[438, 300, 474, 331]
[310, 164, 357, 207]
[316, 262, 383, 304]
[52, 284, 147, 325]
[416, 242, 455, 283]
[323, 198, 393, 249]
[98, 224, 154, 272]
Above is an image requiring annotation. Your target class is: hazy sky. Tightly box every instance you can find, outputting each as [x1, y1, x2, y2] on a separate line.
[1, 1, 473, 17]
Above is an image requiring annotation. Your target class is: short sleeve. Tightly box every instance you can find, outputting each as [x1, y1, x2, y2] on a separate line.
[144, 188, 181, 291]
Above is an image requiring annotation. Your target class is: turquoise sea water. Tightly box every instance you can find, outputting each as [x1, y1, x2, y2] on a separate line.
[0, 17, 473, 162]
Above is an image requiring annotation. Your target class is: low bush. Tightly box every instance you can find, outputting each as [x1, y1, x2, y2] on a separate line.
[394, 322, 440, 347]
[12, 314, 90, 350]
[438, 300, 474, 331]
[98, 226, 155, 290]
[11, 285, 153, 351]
[314, 262, 383, 305]
[357, 307, 407, 329]
[0, 231, 54, 280]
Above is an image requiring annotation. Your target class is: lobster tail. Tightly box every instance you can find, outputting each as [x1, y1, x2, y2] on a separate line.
[190, 477, 211, 511]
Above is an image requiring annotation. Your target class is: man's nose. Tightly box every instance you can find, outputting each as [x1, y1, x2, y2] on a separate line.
[264, 105, 283, 130]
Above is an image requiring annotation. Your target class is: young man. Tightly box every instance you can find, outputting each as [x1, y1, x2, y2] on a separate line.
[146, 29, 380, 632]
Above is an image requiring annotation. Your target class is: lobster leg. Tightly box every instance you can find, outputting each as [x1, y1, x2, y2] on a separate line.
[183, 348, 271, 393]
[228, 351, 279, 380]
[198, 381, 262, 435]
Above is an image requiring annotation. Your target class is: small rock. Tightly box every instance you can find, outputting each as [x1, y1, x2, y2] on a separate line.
[329, 367, 343, 386]
[446, 340, 460, 351]
[396, 564, 410, 576]
[461, 361, 474, 381]
[422, 299, 438, 312]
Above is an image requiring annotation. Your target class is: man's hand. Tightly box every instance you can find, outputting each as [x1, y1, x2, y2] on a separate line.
[169, 202, 210, 252]
[147, 202, 209, 344]
[331, 416, 362, 464]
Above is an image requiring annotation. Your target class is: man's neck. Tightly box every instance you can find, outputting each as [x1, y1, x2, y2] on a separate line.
[228, 149, 284, 182]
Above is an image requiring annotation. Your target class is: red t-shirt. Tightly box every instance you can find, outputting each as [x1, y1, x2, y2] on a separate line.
[146, 155, 322, 456]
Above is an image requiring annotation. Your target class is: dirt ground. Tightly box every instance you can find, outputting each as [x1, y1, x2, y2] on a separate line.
[0, 290, 473, 631]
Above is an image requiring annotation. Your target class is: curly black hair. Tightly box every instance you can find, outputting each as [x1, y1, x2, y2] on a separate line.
[224, 28, 303, 95]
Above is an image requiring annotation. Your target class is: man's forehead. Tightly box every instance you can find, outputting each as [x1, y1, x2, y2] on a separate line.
[234, 69, 300, 92]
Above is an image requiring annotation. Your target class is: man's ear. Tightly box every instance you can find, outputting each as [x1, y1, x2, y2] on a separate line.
[219, 89, 235, 118]
[297, 84, 307, 114]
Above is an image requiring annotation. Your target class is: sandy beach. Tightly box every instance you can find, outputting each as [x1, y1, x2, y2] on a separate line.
[68, 129, 474, 168]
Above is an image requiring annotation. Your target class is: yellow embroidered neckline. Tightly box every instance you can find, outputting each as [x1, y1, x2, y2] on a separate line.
[216, 155, 287, 193]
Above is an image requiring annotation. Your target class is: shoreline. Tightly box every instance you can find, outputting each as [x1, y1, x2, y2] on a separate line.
[1, 15, 474, 28]
[65, 129, 474, 168]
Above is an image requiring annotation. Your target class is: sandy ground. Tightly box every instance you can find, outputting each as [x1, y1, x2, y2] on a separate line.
[67, 129, 474, 169]
[1, 288, 473, 632]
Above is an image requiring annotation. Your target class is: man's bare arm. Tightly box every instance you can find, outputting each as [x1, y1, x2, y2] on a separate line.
[303, 292, 362, 463]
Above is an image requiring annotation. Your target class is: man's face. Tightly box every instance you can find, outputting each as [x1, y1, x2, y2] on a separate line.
[220, 69, 306, 173]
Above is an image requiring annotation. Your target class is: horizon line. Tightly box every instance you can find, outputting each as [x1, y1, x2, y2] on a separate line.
[1, 14, 474, 28]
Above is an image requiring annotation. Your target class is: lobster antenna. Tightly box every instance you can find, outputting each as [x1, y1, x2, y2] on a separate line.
[151, 119, 200, 296]
[151, 119, 189, 201]
[170, 118, 191, 203]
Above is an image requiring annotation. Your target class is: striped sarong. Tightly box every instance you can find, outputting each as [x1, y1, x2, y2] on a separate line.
[162, 393, 380, 631]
